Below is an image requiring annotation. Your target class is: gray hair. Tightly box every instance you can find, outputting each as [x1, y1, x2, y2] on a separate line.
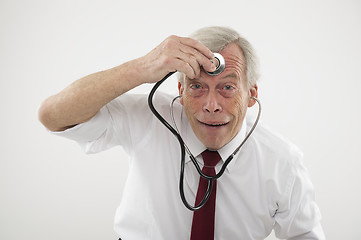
[179, 26, 259, 88]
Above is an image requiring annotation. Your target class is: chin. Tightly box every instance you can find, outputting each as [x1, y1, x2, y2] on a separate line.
[203, 139, 227, 151]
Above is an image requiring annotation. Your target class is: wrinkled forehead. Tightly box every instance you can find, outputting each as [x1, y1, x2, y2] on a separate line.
[218, 43, 246, 78]
[199, 43, 246, 83]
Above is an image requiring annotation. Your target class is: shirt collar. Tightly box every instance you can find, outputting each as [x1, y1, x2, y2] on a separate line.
[182, 110, 248, 173]
[182, 115, 206, 160]
[217, 119, 247, 173]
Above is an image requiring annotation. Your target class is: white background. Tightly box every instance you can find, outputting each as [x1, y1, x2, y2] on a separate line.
[1, 0, 360, 239]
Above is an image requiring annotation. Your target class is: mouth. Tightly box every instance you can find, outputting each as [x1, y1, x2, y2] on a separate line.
[199, 120, 229, 128]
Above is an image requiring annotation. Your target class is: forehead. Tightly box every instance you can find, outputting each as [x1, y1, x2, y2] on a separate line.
[217, 43, 246, 78]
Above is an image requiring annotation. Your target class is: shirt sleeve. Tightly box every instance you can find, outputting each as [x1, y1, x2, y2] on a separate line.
[50, 93, 160, 155]
[51, 105, 121, 154]
[273, 157, 325, 239]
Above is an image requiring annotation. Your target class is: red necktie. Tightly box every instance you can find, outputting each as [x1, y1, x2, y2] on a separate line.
[190, 150, 221, 240]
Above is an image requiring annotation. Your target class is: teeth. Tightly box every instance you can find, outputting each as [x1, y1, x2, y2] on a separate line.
[199, 120, 228, 127]
[207, 122, 226, 126]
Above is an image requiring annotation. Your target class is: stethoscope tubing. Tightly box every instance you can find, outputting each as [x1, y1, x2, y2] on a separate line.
[148, 71, 261, 211]
[148, 72, 213, 210]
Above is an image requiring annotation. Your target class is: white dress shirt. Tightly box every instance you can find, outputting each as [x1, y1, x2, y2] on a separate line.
[53, 92, 325, 240]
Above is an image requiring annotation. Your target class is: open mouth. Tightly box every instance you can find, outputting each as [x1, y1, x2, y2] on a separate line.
[199, 121, 229, 127]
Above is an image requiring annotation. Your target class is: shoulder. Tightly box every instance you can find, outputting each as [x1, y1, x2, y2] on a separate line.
[246, 117, 303, 170]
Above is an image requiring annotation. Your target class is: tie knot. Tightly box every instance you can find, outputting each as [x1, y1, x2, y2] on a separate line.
[201, 150, 221, 167]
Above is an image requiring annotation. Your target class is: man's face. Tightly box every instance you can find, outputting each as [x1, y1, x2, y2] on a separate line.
[178, 43, 257, 150]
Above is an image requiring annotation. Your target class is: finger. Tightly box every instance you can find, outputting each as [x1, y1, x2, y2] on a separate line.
[172, 58, 196, 79]
[157, 35, 214, 77]
[179, 44, 216, 73]
[162, 41, 201, 78]
[176, 50, 202, 78]
[178, 37, 214, 59]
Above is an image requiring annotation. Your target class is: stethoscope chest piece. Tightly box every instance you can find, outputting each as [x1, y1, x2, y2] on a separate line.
[206, 52, 225, 76]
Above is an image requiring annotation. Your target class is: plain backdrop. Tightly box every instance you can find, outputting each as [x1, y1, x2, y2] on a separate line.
[1, 0, 360, 239]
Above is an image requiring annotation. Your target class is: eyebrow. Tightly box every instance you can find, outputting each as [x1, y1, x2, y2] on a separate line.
[185, 72, 240, 83]
[220, 73, 239, 80]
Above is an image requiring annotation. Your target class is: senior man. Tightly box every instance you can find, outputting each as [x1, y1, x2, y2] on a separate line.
[38, 26, 324, 239]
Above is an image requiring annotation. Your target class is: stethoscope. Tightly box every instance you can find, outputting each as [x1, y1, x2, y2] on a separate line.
[148, 53, 261, 211]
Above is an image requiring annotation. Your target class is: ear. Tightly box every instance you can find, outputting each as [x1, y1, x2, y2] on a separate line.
[248, 84, 258, 107]
[178, 81, 184, 105]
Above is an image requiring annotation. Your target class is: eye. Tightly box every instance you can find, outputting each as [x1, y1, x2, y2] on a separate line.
[223, 85, 234, 90]
[188, 83, 206, 97]
[219, 84, 237, 97]
[190, 84, 202, 89]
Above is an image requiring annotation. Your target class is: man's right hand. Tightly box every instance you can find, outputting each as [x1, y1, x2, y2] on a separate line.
[137, 35, 217, 83]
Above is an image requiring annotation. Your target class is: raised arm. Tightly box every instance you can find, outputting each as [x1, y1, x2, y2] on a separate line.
[38, 35, 217, 132]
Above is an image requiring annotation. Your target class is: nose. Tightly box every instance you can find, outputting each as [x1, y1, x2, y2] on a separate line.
[203, 90, 222, 113]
